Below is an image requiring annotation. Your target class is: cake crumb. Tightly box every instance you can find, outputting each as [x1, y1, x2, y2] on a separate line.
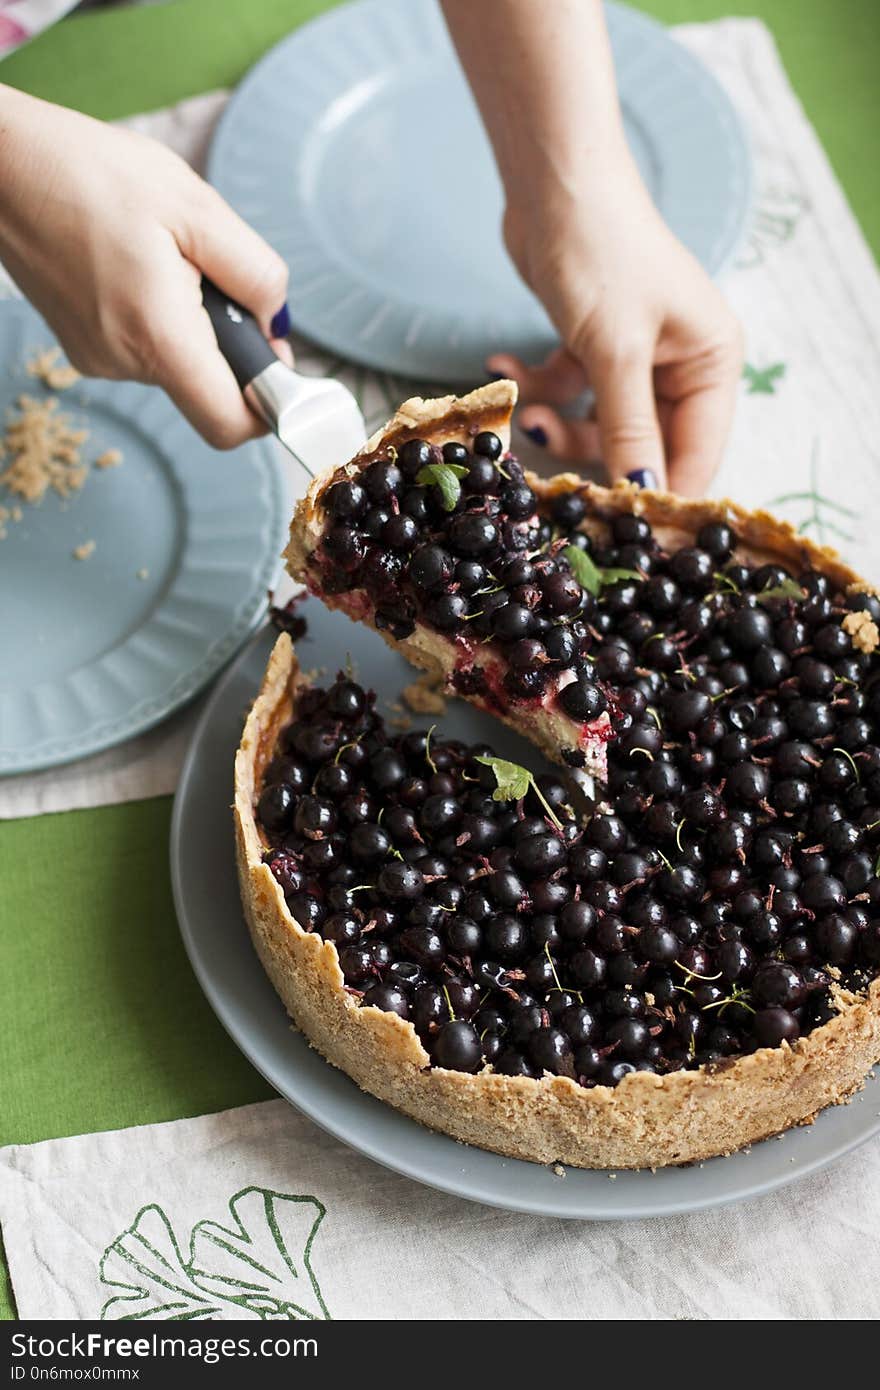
[1, 394, 89, 504]
[95, 447, 123, 470]
[552, 1163, 565, 1178]
[72, 540, 95, 561]
[608, 1172, 617, 1181]
[136, 567, 149, 581]
[402, 670, 448, 716]
[843, 608, 879, 654]
[27, 346, 80, 391]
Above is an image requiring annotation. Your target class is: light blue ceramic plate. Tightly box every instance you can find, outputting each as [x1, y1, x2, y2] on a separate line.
[0, 299, 286, 774]
[208, 0, 752, 383]
[171, 612, 880, 1219]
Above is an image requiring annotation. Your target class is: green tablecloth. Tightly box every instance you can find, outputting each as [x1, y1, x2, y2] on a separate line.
[1, 0, 878, 1321]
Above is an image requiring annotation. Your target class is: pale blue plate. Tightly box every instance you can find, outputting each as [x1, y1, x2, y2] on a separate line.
[0, 299, 286, 774]
[171, 612, 880, 1218]
[208, 0, 752, 382]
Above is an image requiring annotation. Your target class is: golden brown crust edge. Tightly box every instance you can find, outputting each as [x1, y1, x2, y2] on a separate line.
[236, 634, 880, 1170]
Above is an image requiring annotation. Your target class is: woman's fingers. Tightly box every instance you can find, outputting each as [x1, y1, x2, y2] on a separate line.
[490, 305, 740, 496]
[486, 345, 587, 405]
[661, 384, 734, 497]
[514, 403, 601, 463]
[270, 336, 295, 369]
[179, 179, 290, 338]
[657, 333, 742, 496]
[486, 345, 598, 465]
[146, 265, 267, 450]
[587, 342, 667, 489]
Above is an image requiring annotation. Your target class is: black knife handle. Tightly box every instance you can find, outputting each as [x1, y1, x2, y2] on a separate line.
[201, 277, 276, 391]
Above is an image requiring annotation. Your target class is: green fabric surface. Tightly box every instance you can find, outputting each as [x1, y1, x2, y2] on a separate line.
[0, 799, 274, 1319]
[0, 0, 878, 1321]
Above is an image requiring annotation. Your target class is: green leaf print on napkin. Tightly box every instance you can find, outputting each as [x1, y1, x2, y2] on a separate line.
[766, 442, 856, 545]
[743, 361, 786, 394]
[100, 1187, 330, 1321]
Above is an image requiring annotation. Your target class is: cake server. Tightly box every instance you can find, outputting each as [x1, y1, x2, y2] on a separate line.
[202, 278, 366, 478]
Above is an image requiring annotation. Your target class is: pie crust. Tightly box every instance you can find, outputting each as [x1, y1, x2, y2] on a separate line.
[237, 381, 880, 1167]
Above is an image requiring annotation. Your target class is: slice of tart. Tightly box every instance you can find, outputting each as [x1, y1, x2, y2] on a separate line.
[285, 380, 618, 777]
[285, 380, 878, 784]
[236, 636, 880, 1170]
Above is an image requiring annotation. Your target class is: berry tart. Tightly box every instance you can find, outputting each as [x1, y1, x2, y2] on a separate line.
[235, 382, 880, 1169]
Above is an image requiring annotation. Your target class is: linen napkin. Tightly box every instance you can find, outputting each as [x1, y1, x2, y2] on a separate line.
[2, 1096, 880, 1321]
[2, 18, 880, 820]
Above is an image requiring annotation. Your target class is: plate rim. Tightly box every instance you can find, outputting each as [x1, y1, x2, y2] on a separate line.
[206, 0, 753, 383]
[170, 624, 880, 1221]
[0, 299, 288, 776]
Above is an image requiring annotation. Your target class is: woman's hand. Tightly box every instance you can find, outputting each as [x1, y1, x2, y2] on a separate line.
[441, 0, 743, 496]
[496, 148, 743, 495]
[0, 85, 291, 449]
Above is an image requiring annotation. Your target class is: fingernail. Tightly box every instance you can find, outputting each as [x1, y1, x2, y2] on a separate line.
[626, 468, 658, 489]
[525, 425, 548, 447]
[270, 302, 291, 338]
[486, 369, 505, 382]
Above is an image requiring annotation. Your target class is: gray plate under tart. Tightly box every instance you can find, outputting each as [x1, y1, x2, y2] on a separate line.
[170, 606, 880, 1219]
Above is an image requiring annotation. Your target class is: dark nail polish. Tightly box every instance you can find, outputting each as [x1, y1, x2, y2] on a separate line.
[486, 369, 505, 382]
[271, 302, 291, 338]
[626, 468, 658, 489]
[525, 425, 548, 447]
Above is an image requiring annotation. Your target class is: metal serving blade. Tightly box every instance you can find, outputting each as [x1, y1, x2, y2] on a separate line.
[245, 360, 366, 479]
[202, 278, 366, 478]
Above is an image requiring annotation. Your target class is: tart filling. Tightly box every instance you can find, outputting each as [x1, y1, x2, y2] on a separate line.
[248, 618, 880, 1088]
[234, 636, 878, 1167]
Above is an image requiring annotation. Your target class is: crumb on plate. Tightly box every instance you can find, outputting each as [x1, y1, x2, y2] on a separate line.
[27, 346, 81, 392]
[95, 447, 123, 470]
[1, 394, 89, 505]
[72, 540, 95, 561]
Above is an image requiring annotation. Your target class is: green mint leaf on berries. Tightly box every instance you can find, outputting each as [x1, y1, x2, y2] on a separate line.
[562, 545, 643, 597]
[474, 754, 562, 830]
[600, 566, 646, 586]
[416, 461, 469, 512]
[561, 545, 603, 596]
[755, 577, 806, 605]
